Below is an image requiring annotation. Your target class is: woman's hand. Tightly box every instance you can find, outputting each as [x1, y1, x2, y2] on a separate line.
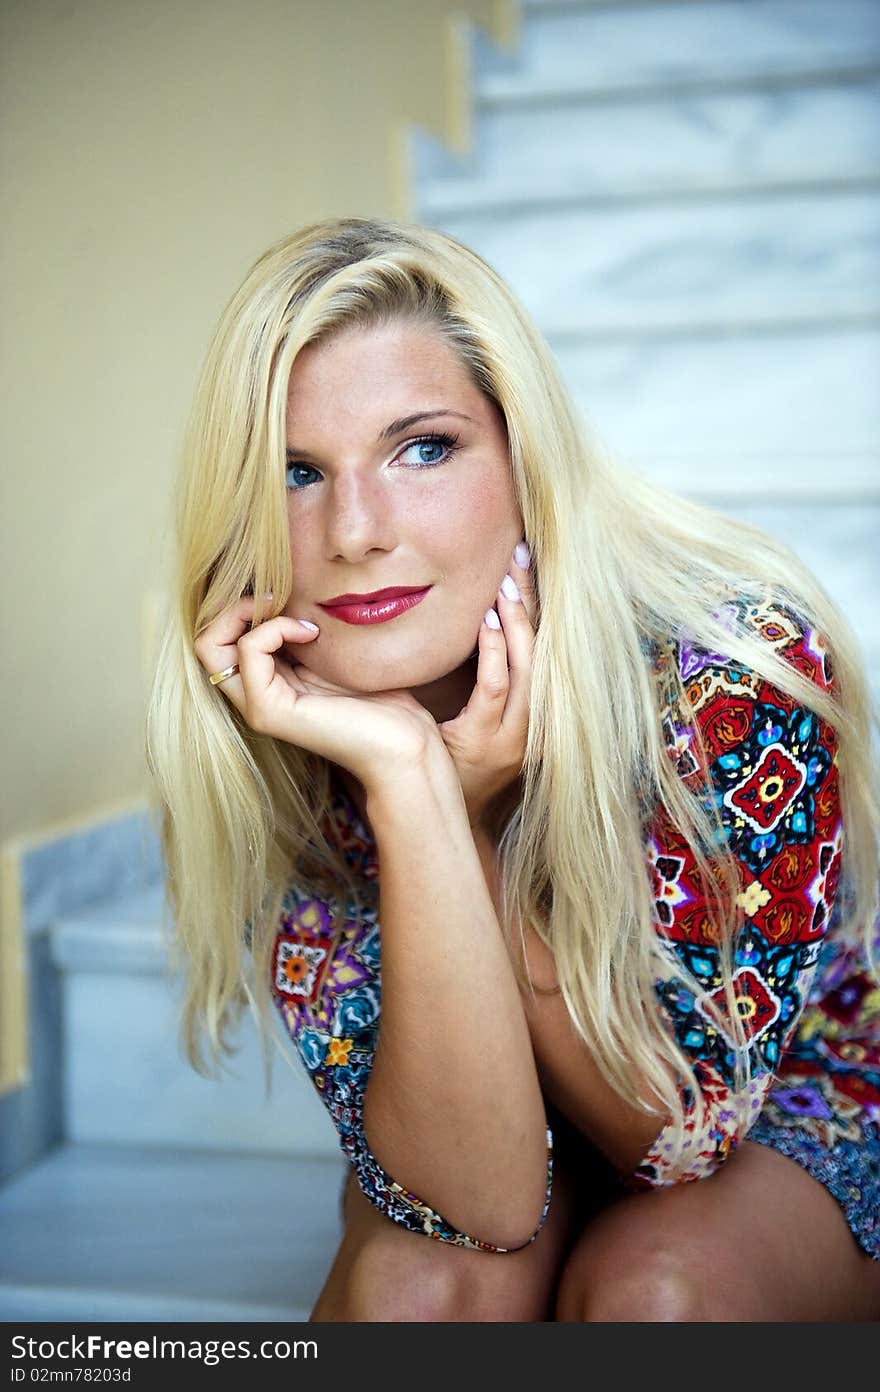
[437, 542, 537, 831]
[192, 596, 445, 794]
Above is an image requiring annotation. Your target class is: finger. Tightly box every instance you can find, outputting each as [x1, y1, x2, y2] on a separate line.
[194, 595, 260, 655]
[508, 540, 537, 628]
[194, 598, 317, 711]
[236, 614, 320, 706]
[494, 570, 534, 734]
[451, 607, 511, 733]
[193, 596, 265, 712]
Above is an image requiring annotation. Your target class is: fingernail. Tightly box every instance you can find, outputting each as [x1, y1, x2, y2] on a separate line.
[513, 541, 531, 569]
[499, 573, 520, 601]
[484, 608, 501, 629]
[297, 618, 319, 631]
[264, 591, 274, 599]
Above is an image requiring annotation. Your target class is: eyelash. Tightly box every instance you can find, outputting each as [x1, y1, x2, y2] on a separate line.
[285, 431, 462, 491]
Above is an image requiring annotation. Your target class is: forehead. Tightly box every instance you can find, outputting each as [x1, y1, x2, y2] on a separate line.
[285, 321, 477, 427]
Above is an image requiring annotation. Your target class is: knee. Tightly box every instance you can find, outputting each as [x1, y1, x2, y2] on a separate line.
[321, 1170, 565, 1322]
[345, 1237, 473, 1322]
[566, 1262, 709, 1322]
[347, 1235, 549, 1323]
[556, 1245, 713, 1322]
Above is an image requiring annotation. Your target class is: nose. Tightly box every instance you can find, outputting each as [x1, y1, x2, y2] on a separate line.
[322, 469, 397, 562]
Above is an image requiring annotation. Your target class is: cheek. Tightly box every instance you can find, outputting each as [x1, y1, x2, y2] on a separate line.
[452, 475, 521, 563]
[426, 471, 517, 541]
[286, 514, 316, 581]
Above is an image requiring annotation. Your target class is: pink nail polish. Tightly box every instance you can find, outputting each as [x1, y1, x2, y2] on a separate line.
[484, 608, 501, 629]
[513, 541, 531, 569]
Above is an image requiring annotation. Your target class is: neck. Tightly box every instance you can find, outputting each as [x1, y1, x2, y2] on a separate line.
[406, 649, 480, 724]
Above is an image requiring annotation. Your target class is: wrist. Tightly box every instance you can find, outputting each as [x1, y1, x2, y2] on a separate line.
[364, 740, 466, 828]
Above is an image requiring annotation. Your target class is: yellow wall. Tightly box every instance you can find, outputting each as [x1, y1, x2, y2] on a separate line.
[0, 0, 517, 1087]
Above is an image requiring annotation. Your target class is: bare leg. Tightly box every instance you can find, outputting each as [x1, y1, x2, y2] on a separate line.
[555, 1139, 880, 1321]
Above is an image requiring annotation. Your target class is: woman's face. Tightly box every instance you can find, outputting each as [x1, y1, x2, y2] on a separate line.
[282, 319, 524, 720]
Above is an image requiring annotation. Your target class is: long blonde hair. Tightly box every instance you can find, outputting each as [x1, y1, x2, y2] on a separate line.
[145, 216, 880, 1173]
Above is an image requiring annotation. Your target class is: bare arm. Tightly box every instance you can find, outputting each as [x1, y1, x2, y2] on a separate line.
[361, 745, 550, 1250]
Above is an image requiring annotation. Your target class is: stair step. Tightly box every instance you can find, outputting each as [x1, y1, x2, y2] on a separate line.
[549, 325, 879, 496]
[428, 189, 880, 333]
[0, 1142, 347, 1322]
[416, 78, 880, 213]
[50, 880, 169, 973]
[49, 889, 341, 1157]
[479, 59, 880, 108]
[477, 0, 880, 103]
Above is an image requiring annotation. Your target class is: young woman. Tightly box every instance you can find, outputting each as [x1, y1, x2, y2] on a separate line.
[146, 217, 880, 1321]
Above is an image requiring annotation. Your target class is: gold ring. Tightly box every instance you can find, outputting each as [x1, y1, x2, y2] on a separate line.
[208, 663, 240, 686]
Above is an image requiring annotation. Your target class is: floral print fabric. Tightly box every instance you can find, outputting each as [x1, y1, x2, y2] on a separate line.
[635, 593, 879, 1259]
[270, 591, 879, 1259]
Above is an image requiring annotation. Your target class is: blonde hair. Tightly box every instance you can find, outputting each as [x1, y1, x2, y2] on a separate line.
[145, 216, 880, 1174]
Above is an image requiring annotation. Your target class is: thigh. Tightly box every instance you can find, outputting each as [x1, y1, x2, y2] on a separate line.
[310, 1105, 626, 1322]
[556, 1139, 880, 1322]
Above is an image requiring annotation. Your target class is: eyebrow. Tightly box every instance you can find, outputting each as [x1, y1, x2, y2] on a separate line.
[286, 409, 474, 459]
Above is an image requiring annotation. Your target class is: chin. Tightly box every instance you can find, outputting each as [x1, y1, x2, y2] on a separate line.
[300, 637, 473, 694]
[291, 650, 413, 692]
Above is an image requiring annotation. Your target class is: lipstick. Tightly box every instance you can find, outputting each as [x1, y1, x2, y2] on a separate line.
[318, 587, 432, 626]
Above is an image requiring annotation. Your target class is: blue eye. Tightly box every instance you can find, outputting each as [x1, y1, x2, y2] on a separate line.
[285, 462, 321, 490]
[398, 433, 460, 467]
[285, 432, 460, 491]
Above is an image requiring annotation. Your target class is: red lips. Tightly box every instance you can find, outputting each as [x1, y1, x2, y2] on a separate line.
[317, 587, 432, 626]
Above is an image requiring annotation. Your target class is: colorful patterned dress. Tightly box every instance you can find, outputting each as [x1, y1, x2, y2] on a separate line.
[270, 593, 880, 1260]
